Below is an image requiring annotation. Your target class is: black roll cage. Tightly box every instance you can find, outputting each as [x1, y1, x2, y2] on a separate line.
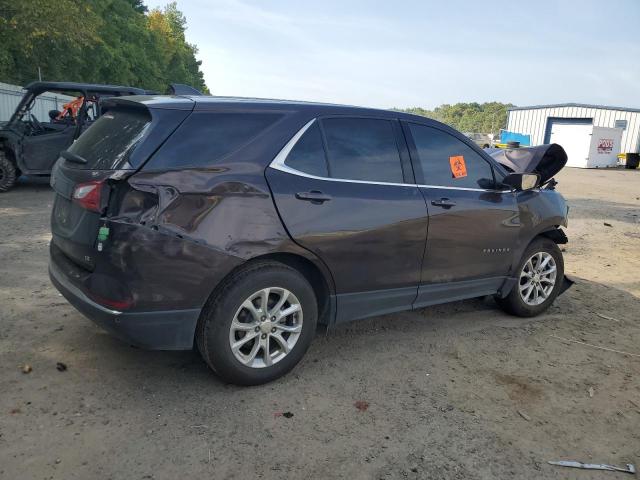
[6, 82, 153, 140]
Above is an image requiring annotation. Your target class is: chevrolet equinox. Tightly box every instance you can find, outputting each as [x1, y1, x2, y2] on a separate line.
[49, 95, 570, 385]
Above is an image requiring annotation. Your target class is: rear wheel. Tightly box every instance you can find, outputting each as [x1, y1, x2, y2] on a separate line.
[495, 237, 564, 317]
[196, 261, 317, 385]
[0, 151, 18, 192]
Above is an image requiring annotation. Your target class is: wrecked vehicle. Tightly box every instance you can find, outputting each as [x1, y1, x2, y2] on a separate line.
[0, 82, 150, 192]
[49, 95, 571, 385]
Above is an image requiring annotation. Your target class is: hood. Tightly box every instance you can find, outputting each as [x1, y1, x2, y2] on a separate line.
[487, 143, 568, 183]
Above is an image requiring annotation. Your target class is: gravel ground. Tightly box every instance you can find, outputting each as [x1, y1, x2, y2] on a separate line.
[0, 168, 639, 480]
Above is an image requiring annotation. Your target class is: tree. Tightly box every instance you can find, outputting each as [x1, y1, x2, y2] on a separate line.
[147, 2, 207, 92]
[0, 0, 208, 93]
[0, 0, 100, 85]
[398, 102, 514, 135]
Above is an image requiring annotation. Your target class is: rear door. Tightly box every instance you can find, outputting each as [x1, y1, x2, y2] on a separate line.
[266, 116, 428, 322]
[403, 122, 519, 307]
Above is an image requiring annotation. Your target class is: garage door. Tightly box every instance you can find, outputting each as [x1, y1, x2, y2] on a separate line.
[546, 118, 593, 168]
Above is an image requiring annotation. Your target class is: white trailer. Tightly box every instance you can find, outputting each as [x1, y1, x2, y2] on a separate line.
[549, 123, 623, 168]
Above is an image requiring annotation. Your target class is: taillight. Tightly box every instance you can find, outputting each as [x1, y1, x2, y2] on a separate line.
[72, 180, 104, 212]
[87, 292, 135, 311]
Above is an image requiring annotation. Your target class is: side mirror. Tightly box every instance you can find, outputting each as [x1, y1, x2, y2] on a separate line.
[501, 173, 540, 191]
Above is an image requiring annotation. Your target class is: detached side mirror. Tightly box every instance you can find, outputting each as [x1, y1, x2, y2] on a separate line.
[501, 173, 540, 191]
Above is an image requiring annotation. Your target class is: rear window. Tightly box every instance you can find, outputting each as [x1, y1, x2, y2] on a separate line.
[321, 117, 404, 183]
[284, 123, 328, 177]
[67, 108, 150, 170]
[145, 112, 283, 169]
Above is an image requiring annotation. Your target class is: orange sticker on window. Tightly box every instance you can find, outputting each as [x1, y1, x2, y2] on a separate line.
[449, 155, 467, 178]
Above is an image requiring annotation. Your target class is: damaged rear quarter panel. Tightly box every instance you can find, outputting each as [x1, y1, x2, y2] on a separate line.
[105, 161, 317, 310]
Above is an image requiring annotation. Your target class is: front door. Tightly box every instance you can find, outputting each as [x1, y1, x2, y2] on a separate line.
[403, 122, 520, 307]
[266, 117, 428, 322]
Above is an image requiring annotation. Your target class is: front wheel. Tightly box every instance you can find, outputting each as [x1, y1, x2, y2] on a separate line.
[495, 237, 565, 317]
[196, 261, 317, 385]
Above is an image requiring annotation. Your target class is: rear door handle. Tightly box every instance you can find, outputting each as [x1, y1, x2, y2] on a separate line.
[431, 197, 456, 208]
[295, 191, 332, 204]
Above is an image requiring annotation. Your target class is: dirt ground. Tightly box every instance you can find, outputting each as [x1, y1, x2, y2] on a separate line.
[1, 168, 639, 480]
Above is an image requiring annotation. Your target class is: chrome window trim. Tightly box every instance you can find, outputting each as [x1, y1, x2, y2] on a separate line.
[270, 118, 317, 169]
[268, 119, 512, 194]
[417, 184, 510, 193]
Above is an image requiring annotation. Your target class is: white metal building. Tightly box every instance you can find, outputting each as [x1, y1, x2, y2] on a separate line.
[506, 103, 640, 155]
[0, 81, 73, 122]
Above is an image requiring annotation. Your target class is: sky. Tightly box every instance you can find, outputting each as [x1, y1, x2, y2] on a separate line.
[146, 0, 640, 109]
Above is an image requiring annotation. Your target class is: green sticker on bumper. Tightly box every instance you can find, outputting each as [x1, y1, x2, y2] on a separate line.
[97, 226, 110, 241]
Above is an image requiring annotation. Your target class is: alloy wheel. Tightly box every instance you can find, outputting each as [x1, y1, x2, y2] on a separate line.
[518, 251, 557, 306]
[229, 287, 303, 368]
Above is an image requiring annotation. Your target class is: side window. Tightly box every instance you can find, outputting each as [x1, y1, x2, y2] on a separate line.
[321, 117, 404, 183]
[284, 122, 328, 177]
[408, 124, 495, 189]
[148, 112, 283, 169]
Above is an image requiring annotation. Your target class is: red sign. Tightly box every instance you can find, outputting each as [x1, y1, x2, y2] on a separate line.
[449, 155, 467, 178]
[597, 138, 614, 154]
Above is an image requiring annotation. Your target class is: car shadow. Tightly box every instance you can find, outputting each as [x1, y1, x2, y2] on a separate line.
[50, 273, 638, 396]
[17, 175, 52, 186]
[0, 177, 52, 201]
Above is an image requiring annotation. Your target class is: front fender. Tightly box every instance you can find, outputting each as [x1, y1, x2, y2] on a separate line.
[497, 189, 570, 297]
[508, 189, 568, 273]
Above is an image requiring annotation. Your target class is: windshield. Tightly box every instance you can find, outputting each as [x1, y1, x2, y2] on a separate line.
[66, 108, 151, 170]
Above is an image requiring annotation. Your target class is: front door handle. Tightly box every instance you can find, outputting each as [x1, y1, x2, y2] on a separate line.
[431, 197, 456, 208]
[295, 190, 332, 204]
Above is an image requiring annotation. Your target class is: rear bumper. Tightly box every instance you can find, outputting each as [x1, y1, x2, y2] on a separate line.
[49, 261, 200, 350]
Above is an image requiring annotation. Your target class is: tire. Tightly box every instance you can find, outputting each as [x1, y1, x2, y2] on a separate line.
[495, 237, 564, 317]
[196, 261, 317, 385]
[0, 151, 18, 192]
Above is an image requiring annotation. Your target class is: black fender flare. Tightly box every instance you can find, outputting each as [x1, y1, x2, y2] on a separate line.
[539, 228, 568, 244]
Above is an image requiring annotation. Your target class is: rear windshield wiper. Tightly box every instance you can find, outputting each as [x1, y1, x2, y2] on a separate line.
[60, 150, 87, 164]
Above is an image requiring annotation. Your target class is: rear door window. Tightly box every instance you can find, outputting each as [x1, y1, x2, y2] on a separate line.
[284, 123, 328, 177]
[66, 108, 150, 170]
[321, 117, 404, 183]
[147, 112, 283, 169]
[407, 124, 495, 189]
